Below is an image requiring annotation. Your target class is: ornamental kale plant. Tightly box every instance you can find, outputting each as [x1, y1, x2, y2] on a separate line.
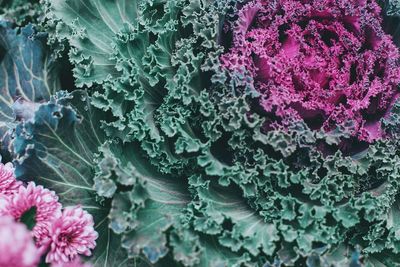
[2, 0, 400, 266]
[221, 0, 400, 142]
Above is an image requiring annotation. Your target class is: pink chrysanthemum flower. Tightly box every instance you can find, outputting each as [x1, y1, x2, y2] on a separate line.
[0, 182, 62, 243]
[0, 216, 41, 267]
[0, 162, 22, 195]
[46, 206, 98, 264]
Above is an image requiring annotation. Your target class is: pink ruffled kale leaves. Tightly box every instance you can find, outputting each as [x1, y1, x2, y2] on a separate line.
[221, 0, 400, 142]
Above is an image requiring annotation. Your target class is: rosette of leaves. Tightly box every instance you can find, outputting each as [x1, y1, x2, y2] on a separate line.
[8, 0, 400, 266]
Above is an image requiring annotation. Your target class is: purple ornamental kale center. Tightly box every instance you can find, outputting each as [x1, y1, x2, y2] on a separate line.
[222, 0, 400, 142]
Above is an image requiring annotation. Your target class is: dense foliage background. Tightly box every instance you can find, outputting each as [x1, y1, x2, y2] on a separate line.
[2, 0, 400, 266]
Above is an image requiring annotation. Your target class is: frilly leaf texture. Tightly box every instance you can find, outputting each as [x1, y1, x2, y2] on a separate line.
[13, 90, 134, 267]
[2, 0, 400, 266]
[0, 0, 43, 26]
